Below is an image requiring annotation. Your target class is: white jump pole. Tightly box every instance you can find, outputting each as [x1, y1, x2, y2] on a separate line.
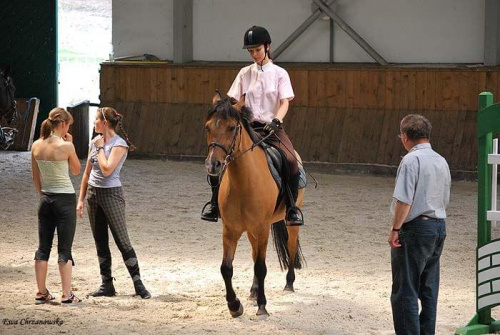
[492, 138, 498, 228]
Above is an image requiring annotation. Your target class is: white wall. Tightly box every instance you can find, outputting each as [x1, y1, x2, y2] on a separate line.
[112, 0, 173, 60]
[113, 0, 485, 63]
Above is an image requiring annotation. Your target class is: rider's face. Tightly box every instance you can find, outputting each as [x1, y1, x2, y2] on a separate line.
[247, 45, 267, 63]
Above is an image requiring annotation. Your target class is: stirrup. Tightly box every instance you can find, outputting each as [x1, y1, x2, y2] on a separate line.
[201, 201, 219, 222]
[286, 206, 304, 226]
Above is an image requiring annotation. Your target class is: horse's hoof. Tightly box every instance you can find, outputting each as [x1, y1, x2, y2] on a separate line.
[229, 300, 244, 318]
[256, 306, 269, 317]
[283, 285, 294, 293]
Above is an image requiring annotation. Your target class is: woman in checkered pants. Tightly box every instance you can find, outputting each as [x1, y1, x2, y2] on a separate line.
[77, 107, 150, 299]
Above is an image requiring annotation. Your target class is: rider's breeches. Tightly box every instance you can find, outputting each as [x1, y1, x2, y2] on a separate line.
[35, 193, 76, 265]
[268, 126, 299, 176]
[86, 186, 142, 283]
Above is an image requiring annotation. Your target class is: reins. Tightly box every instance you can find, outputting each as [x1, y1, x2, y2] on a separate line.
[208, 121, 318, 189]
[208, 122, 269, 185]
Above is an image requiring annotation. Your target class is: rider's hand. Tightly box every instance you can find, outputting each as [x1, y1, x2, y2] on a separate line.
[264, 118, 281, 134]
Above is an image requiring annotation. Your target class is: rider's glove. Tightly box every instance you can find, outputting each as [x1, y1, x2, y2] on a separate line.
[264, 118, 282, 134]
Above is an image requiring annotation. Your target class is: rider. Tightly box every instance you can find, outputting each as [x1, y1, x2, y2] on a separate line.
[201, 25, 304, 226]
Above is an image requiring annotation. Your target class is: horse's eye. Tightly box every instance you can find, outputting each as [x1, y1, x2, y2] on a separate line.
[228, 125, 235, 132]
[205, 125, 210, 133]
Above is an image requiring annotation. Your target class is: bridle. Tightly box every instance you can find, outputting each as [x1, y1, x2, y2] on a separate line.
[207, 122, 242, 171]
[207, 118, 276, 169]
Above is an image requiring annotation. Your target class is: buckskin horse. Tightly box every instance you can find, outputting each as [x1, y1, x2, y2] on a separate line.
[204, 93, 305, 317]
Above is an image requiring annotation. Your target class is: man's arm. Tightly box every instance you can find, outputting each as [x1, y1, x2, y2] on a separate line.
[388, 200, 411, 248]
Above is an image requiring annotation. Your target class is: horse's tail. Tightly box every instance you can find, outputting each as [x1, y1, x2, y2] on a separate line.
[271, 220, 305, 271]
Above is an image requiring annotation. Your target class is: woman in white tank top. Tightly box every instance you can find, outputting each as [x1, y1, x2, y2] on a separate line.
[31, 107, 81, 304]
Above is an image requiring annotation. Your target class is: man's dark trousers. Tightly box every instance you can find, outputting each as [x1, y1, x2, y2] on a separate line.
[391, 218, 446, 335]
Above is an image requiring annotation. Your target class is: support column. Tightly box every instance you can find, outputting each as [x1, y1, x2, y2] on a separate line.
[484, 0, 500, 66]
[311, 0, 388, 65]
[173, 0, 193, 63]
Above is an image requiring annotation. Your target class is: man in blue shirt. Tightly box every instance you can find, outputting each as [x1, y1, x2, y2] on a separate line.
[389, 114, 451, 335]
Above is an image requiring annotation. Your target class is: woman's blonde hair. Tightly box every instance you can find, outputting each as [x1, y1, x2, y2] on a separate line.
[40, 108, 74, 139]
[98, 107, 136, 151]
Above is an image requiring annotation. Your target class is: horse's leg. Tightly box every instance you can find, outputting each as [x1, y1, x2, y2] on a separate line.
[248, 234, 259, 301]
[285, 226, 300, 292]
[221, 227, 244, 317]
[251, 230, 270, 316]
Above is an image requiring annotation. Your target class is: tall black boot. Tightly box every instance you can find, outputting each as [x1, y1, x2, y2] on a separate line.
[123, 249, 151, 299]
[88, 253, 116, 297]
[201, 175, 220, 222]
[286, 173, 304, 226]
[88, 277, 116, 297]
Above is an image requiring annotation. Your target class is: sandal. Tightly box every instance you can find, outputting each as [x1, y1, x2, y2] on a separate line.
[35, 289, 55, 304]
[61, 292, 82, 305]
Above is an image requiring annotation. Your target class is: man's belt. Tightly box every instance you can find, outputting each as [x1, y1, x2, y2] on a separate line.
[412, 215, 444, 222]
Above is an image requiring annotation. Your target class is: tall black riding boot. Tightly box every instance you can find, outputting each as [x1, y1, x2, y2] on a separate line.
[123, 249, 151, 299]
[89, 277, 116, 297]
[201, 175, 220, 222]
[286, 173, 304, 226]
[88, 253, 116, 297]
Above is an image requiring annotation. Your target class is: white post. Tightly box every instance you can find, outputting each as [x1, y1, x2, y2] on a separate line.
[492, 138, 498, 227]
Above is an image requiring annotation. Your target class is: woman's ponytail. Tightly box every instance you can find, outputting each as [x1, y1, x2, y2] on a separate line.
[39, 108, 72, 139]
[117, 116, 136, 152]
[40, 119, 52, 139]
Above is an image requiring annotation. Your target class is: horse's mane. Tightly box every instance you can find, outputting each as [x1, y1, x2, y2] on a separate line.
[207, 98, 261, 143]
[207, 98, 252, 123]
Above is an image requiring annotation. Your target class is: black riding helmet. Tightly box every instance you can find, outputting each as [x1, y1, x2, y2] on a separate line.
[242, 26, 271, 49]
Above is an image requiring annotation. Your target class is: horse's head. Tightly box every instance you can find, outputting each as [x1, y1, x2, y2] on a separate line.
[204, 92, 250, 176]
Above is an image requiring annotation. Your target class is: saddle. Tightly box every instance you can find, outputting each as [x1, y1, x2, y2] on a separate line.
[262, 143, 307, 191]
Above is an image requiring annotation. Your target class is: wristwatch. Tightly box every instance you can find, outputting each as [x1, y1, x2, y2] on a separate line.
[96, 146, 104, 152]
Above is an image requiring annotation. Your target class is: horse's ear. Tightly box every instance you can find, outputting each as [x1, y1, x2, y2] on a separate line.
[232, 93, 246, 111]
[212, 89, 222, 105]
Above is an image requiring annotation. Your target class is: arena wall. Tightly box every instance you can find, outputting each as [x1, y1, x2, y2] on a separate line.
[100, 62, 500, 175]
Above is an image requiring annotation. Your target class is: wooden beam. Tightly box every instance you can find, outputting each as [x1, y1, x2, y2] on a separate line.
[173, 0, 193, 63]
[485, 0, 500, 66]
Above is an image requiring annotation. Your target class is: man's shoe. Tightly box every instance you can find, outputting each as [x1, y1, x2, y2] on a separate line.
[201, 202, 218, 222]
[88, 279, 116, 297]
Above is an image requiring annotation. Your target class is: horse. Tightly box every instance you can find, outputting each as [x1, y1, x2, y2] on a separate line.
[204, 93, 305, 317]
[0, 66, 18, 149]
[0, 66, 17, 126]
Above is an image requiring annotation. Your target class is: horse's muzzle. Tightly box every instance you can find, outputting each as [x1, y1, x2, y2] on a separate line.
[205, 159, 223, 176]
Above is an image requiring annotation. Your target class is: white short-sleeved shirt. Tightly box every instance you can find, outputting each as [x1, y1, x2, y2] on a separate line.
[227, 61, 294, 123]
